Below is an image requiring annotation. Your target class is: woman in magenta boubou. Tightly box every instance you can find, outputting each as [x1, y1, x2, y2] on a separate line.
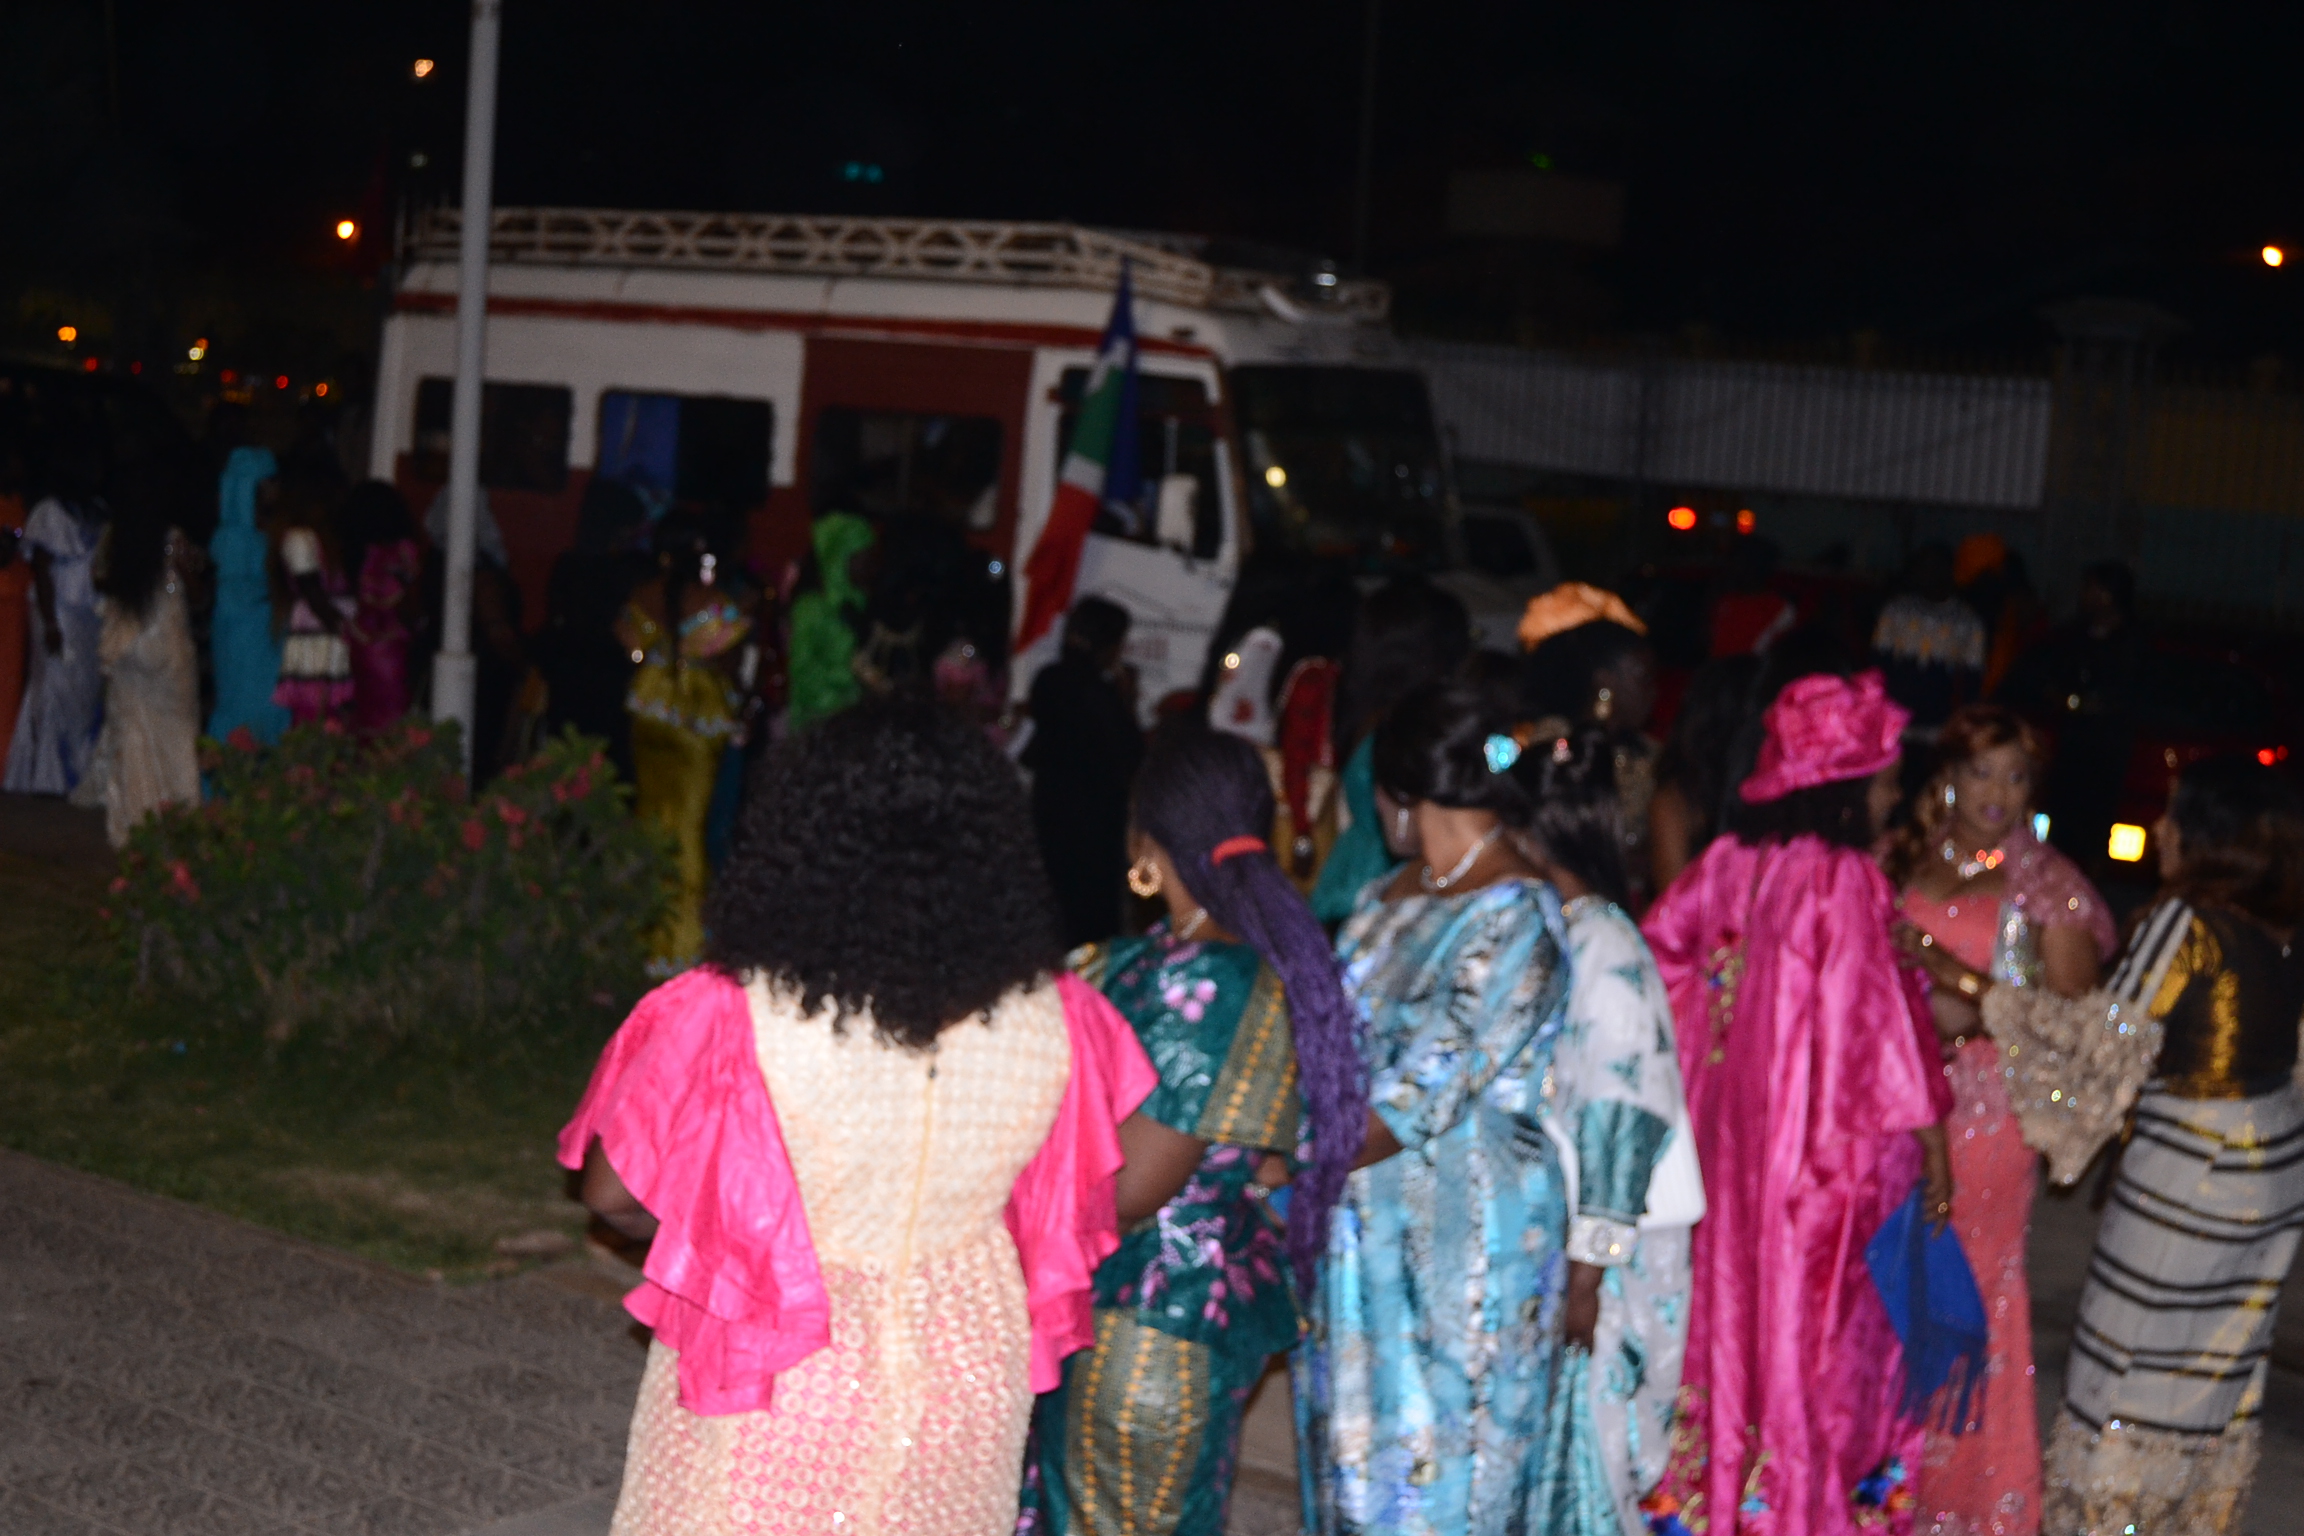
[1640, 671, 1954, 1536]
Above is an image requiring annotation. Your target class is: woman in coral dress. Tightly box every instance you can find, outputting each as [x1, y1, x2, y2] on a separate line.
[565, 697, 1155, 1536]
[1641, 671, 1953, 1536]
[1884, 706, 2113, 1536]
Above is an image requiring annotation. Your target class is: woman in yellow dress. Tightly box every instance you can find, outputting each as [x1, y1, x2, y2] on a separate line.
[618, 514, 752, 974]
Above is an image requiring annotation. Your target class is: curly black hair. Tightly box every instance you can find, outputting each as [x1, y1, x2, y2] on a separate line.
[704, 693, 1063, 1049]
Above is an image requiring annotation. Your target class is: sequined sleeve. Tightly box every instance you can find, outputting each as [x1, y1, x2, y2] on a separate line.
[1553, 899, 1685, 1257]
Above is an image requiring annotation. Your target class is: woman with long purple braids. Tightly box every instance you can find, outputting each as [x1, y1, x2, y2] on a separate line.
[1023, 726, 1368, 1536]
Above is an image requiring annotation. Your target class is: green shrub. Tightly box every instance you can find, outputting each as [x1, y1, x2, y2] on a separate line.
[107, 718, 671, 1051]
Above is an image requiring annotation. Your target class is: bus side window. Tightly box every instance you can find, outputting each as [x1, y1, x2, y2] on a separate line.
[598, 391, 773, 511]
[415, 378, 572, 492]
[810, 408, 1002, 531]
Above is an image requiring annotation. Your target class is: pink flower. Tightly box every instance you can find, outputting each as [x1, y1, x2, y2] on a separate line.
[404, 726, 432, 749]
[227, 727, 258, 752]
[108, 876, 128, 894]
[321, 717, 345, 736]
[460, 818, 486, 851]
[169, 861, 201, 903]
[493, 800, 527, 827]
[96, 905, 111, 921]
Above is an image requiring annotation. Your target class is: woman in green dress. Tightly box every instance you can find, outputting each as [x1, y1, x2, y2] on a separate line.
[1026, 727, 1369, 1536]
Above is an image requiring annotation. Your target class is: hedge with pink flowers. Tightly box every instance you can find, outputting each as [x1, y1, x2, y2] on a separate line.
[107, 719, 670, 1051]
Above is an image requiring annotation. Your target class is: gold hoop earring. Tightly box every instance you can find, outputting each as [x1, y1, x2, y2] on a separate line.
[1126, 856, 1163, 899]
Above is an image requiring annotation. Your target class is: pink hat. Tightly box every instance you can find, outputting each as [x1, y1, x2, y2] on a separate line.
[1738, 670, 1909, 804]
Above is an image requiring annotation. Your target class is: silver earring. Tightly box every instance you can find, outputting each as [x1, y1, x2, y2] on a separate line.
[1392, 806, 1413, 843]
[1944, 784, 1957, 808]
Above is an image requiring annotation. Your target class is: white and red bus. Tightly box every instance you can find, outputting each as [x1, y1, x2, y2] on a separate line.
[370, 208, 1531, 709]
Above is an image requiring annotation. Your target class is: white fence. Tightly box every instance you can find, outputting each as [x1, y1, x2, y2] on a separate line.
[1414, 341, 2053, 511]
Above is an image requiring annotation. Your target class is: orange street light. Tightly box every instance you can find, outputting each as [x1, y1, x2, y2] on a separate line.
[2266, 245, 2287, 268]
[335, 219, 358, 241]
[413, 58, 436, 79]
[1667, 505, 1698, 532]
[57, 325, 77, 344]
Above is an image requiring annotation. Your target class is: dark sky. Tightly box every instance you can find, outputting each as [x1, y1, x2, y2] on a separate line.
[7, 1, 2301, 363]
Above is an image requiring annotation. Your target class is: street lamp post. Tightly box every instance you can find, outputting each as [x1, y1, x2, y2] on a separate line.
[432, 0, 502, 771]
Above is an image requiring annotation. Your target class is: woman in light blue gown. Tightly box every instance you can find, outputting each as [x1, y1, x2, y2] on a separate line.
[1294, 682, 1572, 1536]
[205, 447, 289, 745]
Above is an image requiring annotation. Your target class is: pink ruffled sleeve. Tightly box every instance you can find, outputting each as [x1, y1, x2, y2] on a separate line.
[1005, 973, 1160, 1393]
[557, 969, 831, 1417]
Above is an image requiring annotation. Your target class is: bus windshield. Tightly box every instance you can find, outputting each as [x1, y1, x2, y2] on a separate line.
[1230, 366, 1451, 569]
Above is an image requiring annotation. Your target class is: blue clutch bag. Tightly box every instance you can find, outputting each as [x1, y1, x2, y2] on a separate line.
[1864, 1183, 1990, 1430]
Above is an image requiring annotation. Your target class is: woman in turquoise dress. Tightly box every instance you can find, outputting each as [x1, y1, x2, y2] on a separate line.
[1296, 681, 1573, 1536]
[1512, 728, 1699, 1536]
[205, 447, 289, 745]
[1028, 727, 1369, 1536]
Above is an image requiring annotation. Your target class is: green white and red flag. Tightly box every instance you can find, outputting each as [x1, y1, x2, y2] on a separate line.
[1014, 268, 1141, 651]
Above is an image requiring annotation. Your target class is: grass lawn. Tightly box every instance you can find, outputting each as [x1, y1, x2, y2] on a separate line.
[0, 817, 609, 1278]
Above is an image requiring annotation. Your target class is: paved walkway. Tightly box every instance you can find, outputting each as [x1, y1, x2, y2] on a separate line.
[9, 1143, 2304, 1535]
[0, 1152, 640, 1536]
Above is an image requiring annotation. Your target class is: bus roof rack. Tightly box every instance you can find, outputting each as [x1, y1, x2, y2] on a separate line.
[399, 205, 1389, 322]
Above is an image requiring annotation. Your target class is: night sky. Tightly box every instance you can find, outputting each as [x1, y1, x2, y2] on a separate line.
[6, 1, 2301, 366]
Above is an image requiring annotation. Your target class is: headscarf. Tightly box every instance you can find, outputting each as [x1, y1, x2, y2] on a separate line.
[1953, 534, 2009, 588]
[1206, 625, 1285, 746]
[216, 447, 276, 538]
[1739, 669, 1908, 804]
[786, 513, 876, 729]
[1517, 581, 1646, 652]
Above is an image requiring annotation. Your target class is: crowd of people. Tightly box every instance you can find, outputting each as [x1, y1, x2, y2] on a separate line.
[6, 419, 2298, 1536]
[555, 547, 2304, 1536]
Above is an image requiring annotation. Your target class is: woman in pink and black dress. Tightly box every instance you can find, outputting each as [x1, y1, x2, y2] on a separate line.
[1886, 705, 2113, 1536]
[268, 477, 354, 727]
[338, 481, 425, 733]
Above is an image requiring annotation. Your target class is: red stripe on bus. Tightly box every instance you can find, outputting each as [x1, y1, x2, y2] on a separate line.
[389, 291, 1217, 359]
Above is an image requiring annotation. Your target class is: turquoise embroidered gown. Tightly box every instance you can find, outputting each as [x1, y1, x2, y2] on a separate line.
[1027, 927, 1303, 1536]
[1294, 875, 1572, 1536]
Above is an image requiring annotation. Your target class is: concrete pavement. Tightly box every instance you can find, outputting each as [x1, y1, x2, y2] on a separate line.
[7, 1144, 2304, 1535]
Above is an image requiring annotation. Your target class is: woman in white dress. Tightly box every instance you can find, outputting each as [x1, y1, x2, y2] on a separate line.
[93, 481, 202, 845]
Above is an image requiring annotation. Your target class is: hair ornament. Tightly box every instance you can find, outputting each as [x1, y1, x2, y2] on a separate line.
[1209, 835, 1268, 866]
[1483, 733, 1522, 774]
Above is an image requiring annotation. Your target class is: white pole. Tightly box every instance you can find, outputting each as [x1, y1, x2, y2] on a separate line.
[432, 0, 502, 771]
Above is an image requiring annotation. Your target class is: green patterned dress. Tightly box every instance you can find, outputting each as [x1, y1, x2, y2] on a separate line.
[1023, 927, 1304, 1536]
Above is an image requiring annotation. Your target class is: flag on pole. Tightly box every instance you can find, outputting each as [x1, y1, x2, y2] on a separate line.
[1015, 266, 1140, 652]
